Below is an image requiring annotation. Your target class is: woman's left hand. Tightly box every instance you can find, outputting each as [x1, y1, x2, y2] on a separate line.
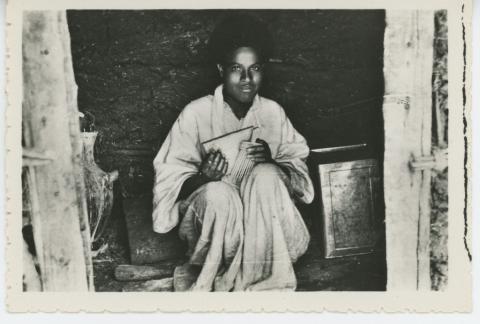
[247, 138, 273, 163]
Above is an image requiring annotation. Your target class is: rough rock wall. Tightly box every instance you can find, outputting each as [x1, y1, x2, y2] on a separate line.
[430, 10, 448, 291]
[67, 10, 385, 196]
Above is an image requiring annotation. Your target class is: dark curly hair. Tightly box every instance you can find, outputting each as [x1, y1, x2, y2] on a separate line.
[208, 13, 274, 64]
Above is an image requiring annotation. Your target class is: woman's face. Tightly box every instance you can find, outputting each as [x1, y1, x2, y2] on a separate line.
[218, 47, 264, 105]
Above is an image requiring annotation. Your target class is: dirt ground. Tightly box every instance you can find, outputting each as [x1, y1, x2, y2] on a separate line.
[92, 209, 386, 292]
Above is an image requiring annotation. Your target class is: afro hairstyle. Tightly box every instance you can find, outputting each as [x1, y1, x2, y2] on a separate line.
[208, 13, 274, 64]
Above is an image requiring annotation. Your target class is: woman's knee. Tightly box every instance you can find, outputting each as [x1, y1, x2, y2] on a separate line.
[249, 163, 283, 184]
[201, 181, 239, 205]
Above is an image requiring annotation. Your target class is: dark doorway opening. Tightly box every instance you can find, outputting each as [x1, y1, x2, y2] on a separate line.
[67, 9, 386, 291]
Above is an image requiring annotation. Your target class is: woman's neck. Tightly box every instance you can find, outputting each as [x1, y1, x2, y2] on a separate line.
[223, 91, 253, 120]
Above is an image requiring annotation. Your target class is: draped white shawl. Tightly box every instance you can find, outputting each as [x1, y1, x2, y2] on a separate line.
[152, 85, 314, 233]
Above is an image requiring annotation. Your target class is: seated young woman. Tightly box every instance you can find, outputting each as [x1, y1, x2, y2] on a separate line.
[152, 14, 314, 291]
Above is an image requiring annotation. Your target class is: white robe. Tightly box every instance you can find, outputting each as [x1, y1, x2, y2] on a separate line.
[153, 85, 314, 291]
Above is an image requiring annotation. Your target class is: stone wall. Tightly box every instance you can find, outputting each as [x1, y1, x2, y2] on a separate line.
[67, 10, 385, 196]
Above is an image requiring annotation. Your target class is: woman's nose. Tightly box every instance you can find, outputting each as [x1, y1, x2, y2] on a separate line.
[240, 69, 251, 81]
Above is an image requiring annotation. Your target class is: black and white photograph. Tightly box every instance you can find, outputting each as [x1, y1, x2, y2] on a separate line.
[4, 0, 473, 313]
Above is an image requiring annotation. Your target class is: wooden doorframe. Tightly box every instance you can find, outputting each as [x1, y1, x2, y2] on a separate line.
[382, 10, 448, 291]
[22, 11, 93, 292]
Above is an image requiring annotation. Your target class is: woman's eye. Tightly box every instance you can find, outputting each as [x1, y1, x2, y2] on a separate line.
[231, 65, 241, 72]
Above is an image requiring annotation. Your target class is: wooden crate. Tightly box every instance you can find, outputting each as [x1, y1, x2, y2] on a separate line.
[318, 159, 380, 258]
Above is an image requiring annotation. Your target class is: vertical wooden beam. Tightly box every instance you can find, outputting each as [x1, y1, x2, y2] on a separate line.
[383, 11, 434, 290]
[59, 11, 95, 291]
[22, 11, 89, 291]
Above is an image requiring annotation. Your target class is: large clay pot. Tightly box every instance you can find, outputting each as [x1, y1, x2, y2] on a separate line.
[81, 132, 118, 243]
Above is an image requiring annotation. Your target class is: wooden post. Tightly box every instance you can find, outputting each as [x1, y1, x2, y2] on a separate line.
[22, 11, 90, 291]
[383, 11, 434, 290]
[60, 12, 95, 291]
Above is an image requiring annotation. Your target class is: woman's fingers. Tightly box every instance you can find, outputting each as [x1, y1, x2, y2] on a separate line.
[248, 150, 268, 161]
[256, 138, 268, 146]
[206, 152, 215, 162]
[248, 151, 267, 157]
[217, 154, 230, 176]
[247, 147, 265, 160]
[210, 151, 222, 169]
[251, 156, 268, 163]
[248, 153, 265, 162]
[204, 151, 215, 167]
[200, 150, 228, 179]
[222, 160, 229, 175]
[201, 152, 214, 172]
[247, 146, 265, 153]
[254, 138, 272, 161]
[205, 151, 228, 179]
[216, 155, 226, 172]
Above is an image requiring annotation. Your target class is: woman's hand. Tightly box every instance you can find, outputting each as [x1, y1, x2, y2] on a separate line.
[246, 139, 295, 196]
[178, 151, 226, 200]
[247, 138, 273, 163]
[199, 150, 229, 181]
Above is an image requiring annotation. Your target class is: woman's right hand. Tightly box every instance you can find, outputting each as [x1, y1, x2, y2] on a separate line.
[199, 150, 228, 181]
